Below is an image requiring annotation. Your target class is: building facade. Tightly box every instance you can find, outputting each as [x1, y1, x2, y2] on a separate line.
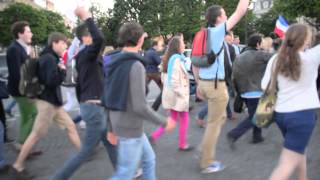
[252, 0, 273, 16]
[0, 0, 41, 10]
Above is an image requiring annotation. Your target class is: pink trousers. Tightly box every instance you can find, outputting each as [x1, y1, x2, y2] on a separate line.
[151, 110, 189, 148]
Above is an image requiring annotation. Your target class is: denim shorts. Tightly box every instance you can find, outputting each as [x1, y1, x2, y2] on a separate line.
[274, 109, 317, 154]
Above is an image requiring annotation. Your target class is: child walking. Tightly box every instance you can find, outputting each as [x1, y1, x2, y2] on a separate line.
[150, 36, 193, 151]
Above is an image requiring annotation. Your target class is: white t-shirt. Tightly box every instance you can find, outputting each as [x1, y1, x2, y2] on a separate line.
[261, 45, 320, 113]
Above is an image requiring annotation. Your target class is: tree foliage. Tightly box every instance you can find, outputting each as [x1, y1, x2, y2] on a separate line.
[98, 0, 253, 46]
[0, 3, 70, 46]
[273, 0, 320, 28]
[253, 0, 320, 37]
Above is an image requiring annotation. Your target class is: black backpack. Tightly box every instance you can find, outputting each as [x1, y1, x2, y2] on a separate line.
[62, 58, 77, 87]
[19, 57, 44, 98]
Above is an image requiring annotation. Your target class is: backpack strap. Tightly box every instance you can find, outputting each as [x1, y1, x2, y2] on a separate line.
[214, 45, 225, 89]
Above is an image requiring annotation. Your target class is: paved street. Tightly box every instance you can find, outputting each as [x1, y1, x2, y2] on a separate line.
[0, 82, 319, 180]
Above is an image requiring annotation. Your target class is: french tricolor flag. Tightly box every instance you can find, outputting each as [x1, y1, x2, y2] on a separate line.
[274, 15, 289, 39]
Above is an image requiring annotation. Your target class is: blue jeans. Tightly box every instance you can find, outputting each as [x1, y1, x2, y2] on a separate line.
[5, 99, 16, 113]
[228, 98, 262, 140]
[110, 134, 156, 180]
[0, 122, 5, 168]
[52, 103, 117, 180]
[198, 104, 208, 120]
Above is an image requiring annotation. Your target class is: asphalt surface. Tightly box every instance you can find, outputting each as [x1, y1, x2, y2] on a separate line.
[0, 79, 319, 180]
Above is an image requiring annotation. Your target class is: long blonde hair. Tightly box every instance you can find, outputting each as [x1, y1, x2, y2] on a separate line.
[276, 24, 311, 81]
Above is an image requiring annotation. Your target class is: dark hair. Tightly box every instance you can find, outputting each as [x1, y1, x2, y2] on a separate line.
[276, 24, 311, 81]
[162, 36, 182, 73]
[247, 33, 263, 48]
[313, 32, 320, 46]
[226, 31, 233, 36]
[47, 32, 68, 47]
[76, 23, 90, 42]
[117, 22, 144, 47]
[11, 21, 30, 39]
[206, 5, 223, 27]
[272, 38, 282, 51]
[175, 32, 184, 38]
[152, 39, 159, 47]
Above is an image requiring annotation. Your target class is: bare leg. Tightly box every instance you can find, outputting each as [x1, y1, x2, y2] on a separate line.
[13, 132, 41, 171]
[269, 148, 304, 180]
[297, 154, 308, 180]
[55, 108, 81, 150]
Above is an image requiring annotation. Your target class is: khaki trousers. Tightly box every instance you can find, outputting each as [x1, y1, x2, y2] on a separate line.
[198, 80, 229, 169]
[32, 99, 75, 137]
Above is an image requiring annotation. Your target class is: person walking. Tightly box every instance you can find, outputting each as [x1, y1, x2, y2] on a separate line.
[262, 24, 319, 180]
[6, 21, 39, 154]
[150, 36, 193, 151]
[192, 0, 249, 173]
[145, 38, 165, 111]
[227, 33, 273, 149]
[52, 7, 117, 180]
[103, 22, 175, 180]
[12, 32, 81, 179]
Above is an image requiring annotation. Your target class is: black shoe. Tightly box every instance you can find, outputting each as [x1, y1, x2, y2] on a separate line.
[10, 167, 34, 180]
[178, 145, 194, 152]
[227, 134, 236, 150]
[189, 106, 194, 112]
[251, 137, 264, 144]
[4, 137, 15, 144]
[195, 97, 203, 102]
[0, 164, 10, 173]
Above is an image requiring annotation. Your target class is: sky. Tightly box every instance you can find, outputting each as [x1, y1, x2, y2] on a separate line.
[42, 0, 115, 22]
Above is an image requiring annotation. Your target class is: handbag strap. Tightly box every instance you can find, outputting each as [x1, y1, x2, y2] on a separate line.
[266, 57, 279, 95]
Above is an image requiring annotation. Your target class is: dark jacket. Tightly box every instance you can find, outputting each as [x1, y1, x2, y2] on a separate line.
[144, 47, 161, 73]
[75, 18, 105, 103]
[232, 47, 273, 94]
[102, 52, 145, 111]
[102, 49, 122, 76]
[38, 47, 66, 106]
[6, 41, 29, 96]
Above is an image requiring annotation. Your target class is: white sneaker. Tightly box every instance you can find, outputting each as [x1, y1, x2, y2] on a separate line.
[201, 161, 226, 174]
[79, 120, 86, 129]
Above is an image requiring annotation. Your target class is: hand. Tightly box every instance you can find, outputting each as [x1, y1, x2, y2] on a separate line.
[196, 86, 204, 100]
[165, 117, 176, 132]
[58, 63, 66, 70]
[74, 6, 91, 21]
[107, 132, 118, 146]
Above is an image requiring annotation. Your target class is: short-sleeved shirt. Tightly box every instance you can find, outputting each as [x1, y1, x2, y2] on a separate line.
[261, 45, 320, 112]
[199, 22, 227, 80]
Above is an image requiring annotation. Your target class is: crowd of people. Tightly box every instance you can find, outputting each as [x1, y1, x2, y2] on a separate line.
[0, 0, 319, 179]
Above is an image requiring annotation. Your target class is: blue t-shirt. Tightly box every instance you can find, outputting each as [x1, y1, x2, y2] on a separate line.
[199, 22, 226, 80]
[241, 91, 263, 99]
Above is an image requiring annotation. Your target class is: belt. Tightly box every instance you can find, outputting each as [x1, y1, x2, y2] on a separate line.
[199, 78, 225, 82]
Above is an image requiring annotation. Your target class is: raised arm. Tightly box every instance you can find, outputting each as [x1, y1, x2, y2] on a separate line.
[75, 7, 104, 61]
[226, 0, 249, 31]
